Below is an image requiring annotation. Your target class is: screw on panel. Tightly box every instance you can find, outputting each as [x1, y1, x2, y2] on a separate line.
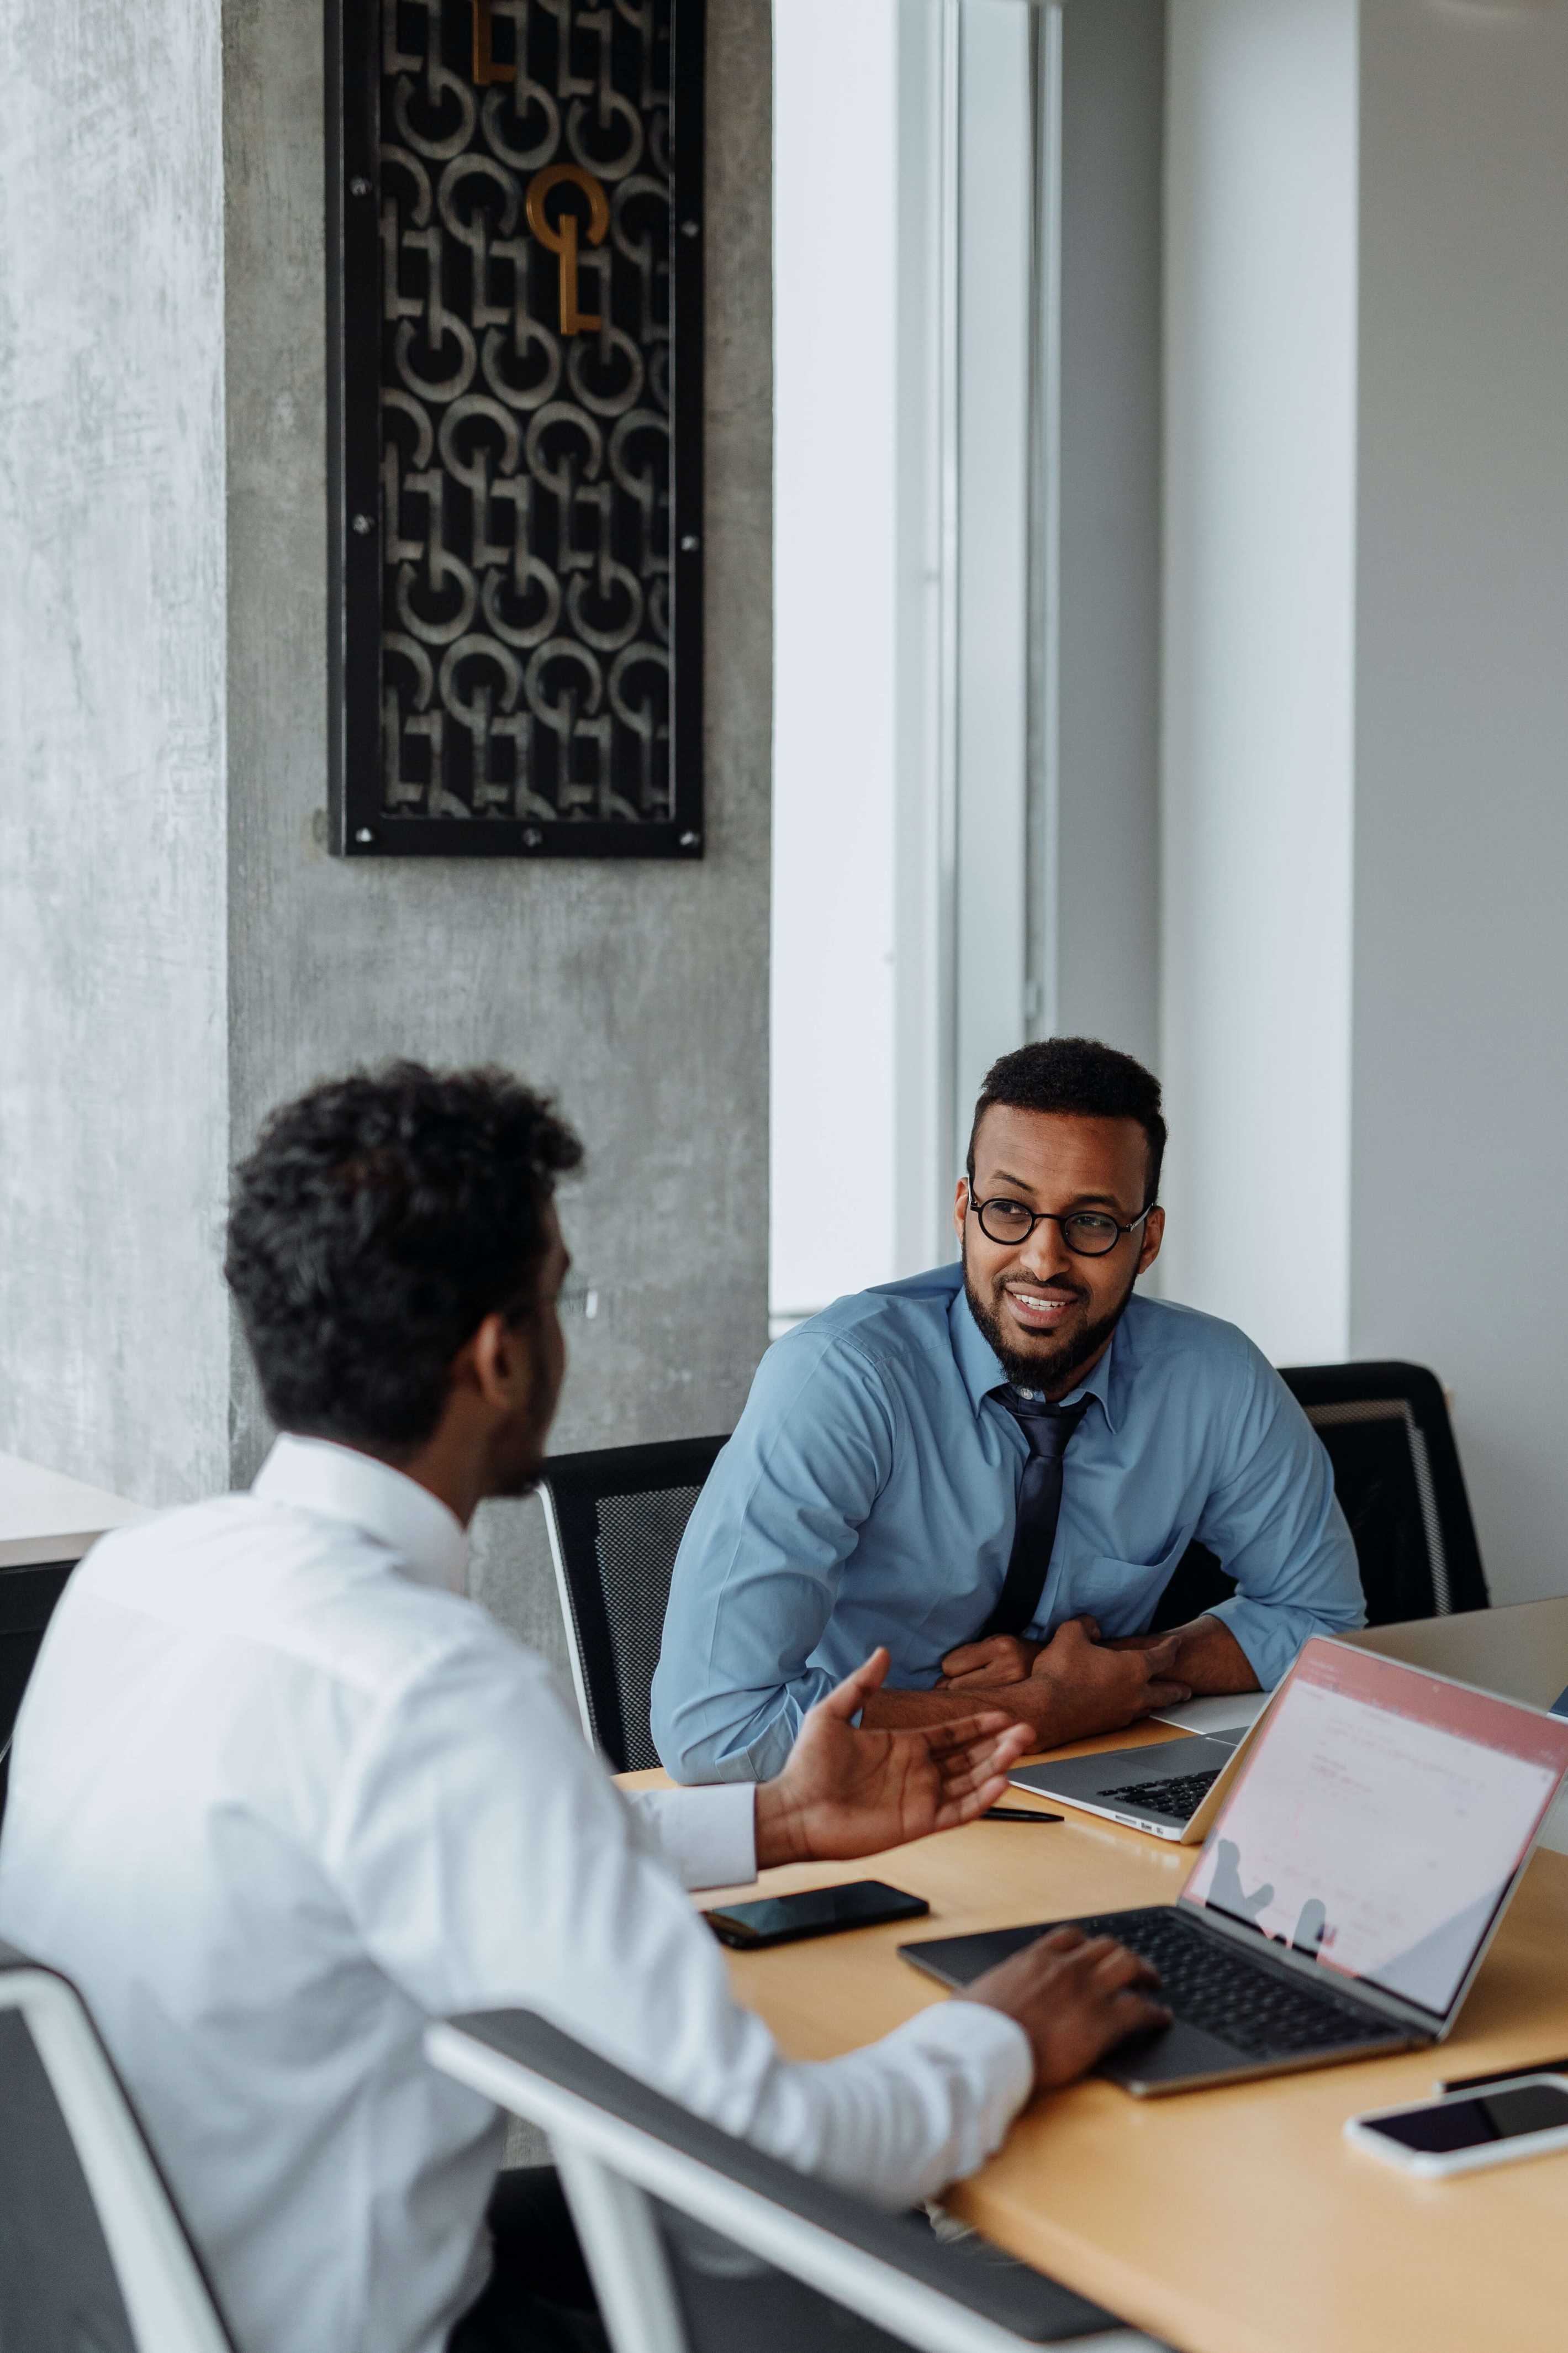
[351, 514, 373, 535]
[522, 827, 544, 848]
[350, 177, 372, 197]
[680, 219, 699, 237]
[679, 831, 700, 849]
[355, 827, 375, 844]
[679, 534, 699, 551]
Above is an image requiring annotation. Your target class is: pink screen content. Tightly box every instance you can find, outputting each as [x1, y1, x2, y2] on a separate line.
[1182, 1642, 1568, 2018]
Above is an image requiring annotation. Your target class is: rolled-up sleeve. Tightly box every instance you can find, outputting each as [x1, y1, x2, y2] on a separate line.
[1196, 1346, 1366, 1688]
[651, 1329, 894, 1783]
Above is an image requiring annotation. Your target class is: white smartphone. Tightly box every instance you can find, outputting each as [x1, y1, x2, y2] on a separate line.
[1345, 2074, 1568, 2178]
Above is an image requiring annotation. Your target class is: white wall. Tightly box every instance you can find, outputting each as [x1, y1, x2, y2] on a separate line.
[1351, 0, 1568, 1602]
[1160, 0, 1358, 1362]
[770, 0, 899, 1318]
[1163, 0, 1568, 1604]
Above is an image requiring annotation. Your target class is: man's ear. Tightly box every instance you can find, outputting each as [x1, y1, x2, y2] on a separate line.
[952, 1176, 970, 1246]
[468, 1309, 533, 1412]
[1137, 1204, 1165, 1276]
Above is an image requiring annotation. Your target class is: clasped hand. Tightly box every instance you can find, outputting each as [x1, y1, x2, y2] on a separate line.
[937, 1614, 1191, 1744]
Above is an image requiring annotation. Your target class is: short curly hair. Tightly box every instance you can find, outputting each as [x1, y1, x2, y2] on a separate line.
[967, 1037, 1166, 1199]
[225, 1061, 582, 1449]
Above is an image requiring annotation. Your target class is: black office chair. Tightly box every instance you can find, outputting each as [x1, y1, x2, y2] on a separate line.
[1281, 1361, 1487, 1622]
[427, 2008, 1160, 2353]
[0, 1559, 76, 1827]
[1152, 1360, 1487, 1632]
[0, 1939, 236, 2352]
[541, 1437, 728, 1772]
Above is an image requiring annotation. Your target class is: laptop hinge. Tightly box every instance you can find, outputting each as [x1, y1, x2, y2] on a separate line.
[1184, 1899, 1441, 2038]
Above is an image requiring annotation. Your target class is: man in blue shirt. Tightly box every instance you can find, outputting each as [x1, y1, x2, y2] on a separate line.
[653, 1038, 1364, 1783]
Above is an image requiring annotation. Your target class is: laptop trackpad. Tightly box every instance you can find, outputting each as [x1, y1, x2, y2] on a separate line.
[1098, 2018, 1253, 2097]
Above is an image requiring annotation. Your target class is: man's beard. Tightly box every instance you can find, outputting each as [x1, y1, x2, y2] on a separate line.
[963, 1250, 1138, 1396]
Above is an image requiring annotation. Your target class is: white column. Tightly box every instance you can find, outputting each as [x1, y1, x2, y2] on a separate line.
[1159, 0, 1358, 1363]
[1350, 0, 1568, 1602]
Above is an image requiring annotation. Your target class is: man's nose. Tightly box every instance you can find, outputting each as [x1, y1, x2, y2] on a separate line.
[1014, 1218, 1074, 1282]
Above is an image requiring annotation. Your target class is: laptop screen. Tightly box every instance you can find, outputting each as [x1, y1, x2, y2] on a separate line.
[1181, 1639, 1568, 2021]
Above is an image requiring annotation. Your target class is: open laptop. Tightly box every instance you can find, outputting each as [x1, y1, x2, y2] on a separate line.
[901, 1637, 1568, 2095]
[1004, 1690, 1270, 1842]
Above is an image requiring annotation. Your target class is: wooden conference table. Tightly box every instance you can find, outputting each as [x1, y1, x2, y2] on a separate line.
[622, 1601, 1568, 2353]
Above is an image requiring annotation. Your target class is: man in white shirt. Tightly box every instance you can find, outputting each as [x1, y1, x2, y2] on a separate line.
[0, 1063, 1165, 2353]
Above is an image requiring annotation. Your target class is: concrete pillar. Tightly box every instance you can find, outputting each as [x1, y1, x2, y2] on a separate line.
[2, 1, 773, 1658]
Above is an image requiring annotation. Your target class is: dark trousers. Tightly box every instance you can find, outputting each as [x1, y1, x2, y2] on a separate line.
[448, 2167, 610, 2353]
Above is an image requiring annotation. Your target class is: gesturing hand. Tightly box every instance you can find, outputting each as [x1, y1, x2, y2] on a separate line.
[966, 1926, 1170, 2091]
[754, 1649, 1035, 1869]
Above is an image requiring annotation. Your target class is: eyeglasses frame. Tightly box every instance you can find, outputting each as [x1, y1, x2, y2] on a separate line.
[965, 1191, 1158, 1258]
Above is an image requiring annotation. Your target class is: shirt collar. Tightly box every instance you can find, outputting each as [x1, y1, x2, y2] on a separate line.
[948, 1278, 1123, 1433]
[251, 1434, 470, 1594]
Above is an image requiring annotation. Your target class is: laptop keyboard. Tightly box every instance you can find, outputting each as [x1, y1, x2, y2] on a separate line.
[1098, 1767, 1222, 1819]
[1068, 1907, 1398, 2059]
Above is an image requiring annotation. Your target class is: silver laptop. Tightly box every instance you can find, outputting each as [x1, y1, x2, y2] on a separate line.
[902, 1637, 1568, 2095]
[1004, 1693, 1269, 1843]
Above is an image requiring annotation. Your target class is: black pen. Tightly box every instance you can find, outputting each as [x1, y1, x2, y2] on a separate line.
[983, 1805, 1064, 1823]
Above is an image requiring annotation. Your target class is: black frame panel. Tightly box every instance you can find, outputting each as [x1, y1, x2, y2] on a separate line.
[326, 0, 705, 858]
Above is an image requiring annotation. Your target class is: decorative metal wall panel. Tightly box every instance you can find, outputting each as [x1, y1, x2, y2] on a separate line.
[328, 0, 704, 857]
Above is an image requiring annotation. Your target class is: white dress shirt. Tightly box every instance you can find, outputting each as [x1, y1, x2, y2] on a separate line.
[0, 1436, 1031, 2353]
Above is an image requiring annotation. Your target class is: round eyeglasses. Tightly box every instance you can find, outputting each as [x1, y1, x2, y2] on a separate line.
[968, 1193, 1155, 1257]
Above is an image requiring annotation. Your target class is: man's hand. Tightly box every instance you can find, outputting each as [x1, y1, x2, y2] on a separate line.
[939, 1633, 1043, 1688]
[753, 1650, 1036, 1869]
[965, 1926, 1170, 2090]
[859, 1618, 1190, 1747]
[1022, 1617, 1190, 1744]
[1093, 1613, 1260, 1698]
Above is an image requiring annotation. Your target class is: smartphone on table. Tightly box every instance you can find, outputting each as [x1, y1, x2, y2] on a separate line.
[1345, 2075, 1568, 2178]
[704, 1880, 930, 1950]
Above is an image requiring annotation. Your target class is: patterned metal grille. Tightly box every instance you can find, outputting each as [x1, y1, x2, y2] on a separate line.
[329, 0, 704, 857]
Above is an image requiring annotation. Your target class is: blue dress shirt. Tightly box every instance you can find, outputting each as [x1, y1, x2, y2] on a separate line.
[651, 1264, 1364, 1782]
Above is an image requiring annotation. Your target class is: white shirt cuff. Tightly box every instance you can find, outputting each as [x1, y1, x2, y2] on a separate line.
[630, 1782, 758, 1892]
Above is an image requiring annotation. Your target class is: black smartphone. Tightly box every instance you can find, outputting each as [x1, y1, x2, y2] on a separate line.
[704, 1880, 931, 1950]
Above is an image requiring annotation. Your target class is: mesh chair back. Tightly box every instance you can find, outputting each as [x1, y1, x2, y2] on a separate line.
[1151, 1359, 1486, 1633]
[0, 1942, 234, 2353]
[541, 1438, 728, 1772]
[1279, 1361, 1487, 1622]
[428, 2009, 1150, 2352]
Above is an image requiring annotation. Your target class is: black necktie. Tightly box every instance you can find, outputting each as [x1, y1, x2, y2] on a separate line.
[980, 1387, 1090, 1640]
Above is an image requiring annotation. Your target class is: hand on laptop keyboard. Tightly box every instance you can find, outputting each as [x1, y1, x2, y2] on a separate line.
[1064, 1909, 1393, 2060]
[964, 1925, 1172, 2089]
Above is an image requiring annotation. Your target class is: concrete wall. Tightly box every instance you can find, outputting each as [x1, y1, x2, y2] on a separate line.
[1352, 0, 1568, 1602]
[0, 0, 231, 1503]
[2, 0, 773, 1665]
[1160, 0, 1358, 1360]
[220, 0, 772, 1657]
